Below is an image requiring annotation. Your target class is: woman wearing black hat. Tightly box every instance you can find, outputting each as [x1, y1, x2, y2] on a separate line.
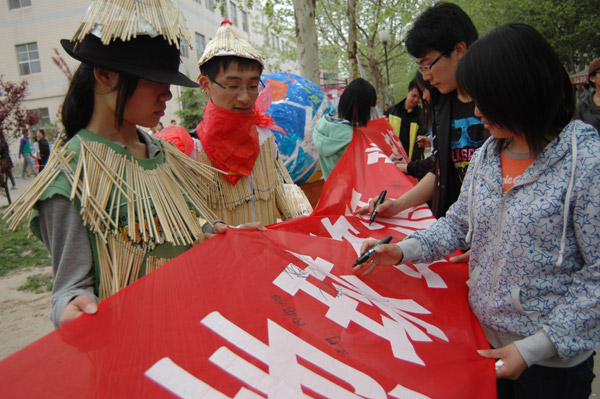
[4, 0, 219, 327]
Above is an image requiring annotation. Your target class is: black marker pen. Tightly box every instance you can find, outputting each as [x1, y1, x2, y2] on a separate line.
[352, 236, 393, 267]
[369, 189, 387, 225]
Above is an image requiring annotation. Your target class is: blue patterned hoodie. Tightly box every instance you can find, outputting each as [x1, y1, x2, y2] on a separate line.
[399, 120, 600, 367]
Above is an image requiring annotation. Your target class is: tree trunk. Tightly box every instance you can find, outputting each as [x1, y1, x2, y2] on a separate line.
[366, 40, 386, 108]
[346, 0, 358, 81]
[292, 0, 320, 84]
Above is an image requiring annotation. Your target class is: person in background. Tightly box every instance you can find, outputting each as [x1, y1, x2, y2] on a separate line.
[36, 129, 50, 172]
[0, 130, 16, 193]
[31, 133, 40, 171]
[383, 103, 390, 117]
[356, 2, 488, 220]
[396, 72, 434, 181]
[170, 119, 177, 125]
[18, 129, 36, 178]
[312, 78, 377, 180]
[196, 20, 312, 226]
[575, 57, 600, 132]
[387, 77, 424, 162]
[355, 23, 600, 399]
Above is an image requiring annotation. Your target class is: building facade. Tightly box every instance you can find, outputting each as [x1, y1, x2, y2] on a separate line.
[1, 0, 298, 140]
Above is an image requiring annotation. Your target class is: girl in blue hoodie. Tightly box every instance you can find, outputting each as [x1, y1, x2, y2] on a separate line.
[312, 78, 376, 179]
[354, 24, 600, 398]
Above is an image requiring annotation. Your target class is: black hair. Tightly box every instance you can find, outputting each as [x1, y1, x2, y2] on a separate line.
[61, 64, 140, 139]
[407, 78, 421, 96]
[405, 2, 478, 58]
[200, 56, 263, 80]
[456, 23, 574, 156]
[37, 129, 45, 136]
[338, 78, 377, 127]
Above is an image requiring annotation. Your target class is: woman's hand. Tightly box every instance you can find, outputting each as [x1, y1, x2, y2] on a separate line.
[478, 343, 527, 380]
[352, 240, 403, 275]
[449, 249, 471, 264]
[60, 295, 98, 326]
[353, 197, 400, 218]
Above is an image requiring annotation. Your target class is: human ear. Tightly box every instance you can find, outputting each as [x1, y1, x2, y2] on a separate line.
[93, 68, 119, 90]
[454, 42, 468, 60]
[199, 75, 211, 94]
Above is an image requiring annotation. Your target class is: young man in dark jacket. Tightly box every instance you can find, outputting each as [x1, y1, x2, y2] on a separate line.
[357, 2, 488, 219]
[36, 129, 50, 172]
[388, 78, 424, 162]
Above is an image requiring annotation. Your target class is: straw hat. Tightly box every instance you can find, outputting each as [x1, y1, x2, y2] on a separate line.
[60, 0, 198, 87]
[198, 19, 264, 67]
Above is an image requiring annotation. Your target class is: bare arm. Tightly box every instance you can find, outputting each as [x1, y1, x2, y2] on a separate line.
[354, 172, 435, 217]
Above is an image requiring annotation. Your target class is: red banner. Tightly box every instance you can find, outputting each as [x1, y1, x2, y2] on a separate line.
[0, 118, 495, 398]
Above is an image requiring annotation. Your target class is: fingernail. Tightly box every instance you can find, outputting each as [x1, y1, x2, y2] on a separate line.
[84, 303, 97, 314]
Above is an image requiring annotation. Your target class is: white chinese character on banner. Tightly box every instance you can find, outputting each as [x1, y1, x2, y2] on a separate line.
[273, 251, 448, 366]
[145, 312, 430, 399]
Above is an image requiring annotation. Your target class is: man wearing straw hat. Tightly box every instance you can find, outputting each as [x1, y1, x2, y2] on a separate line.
[195, 20, 312, 227]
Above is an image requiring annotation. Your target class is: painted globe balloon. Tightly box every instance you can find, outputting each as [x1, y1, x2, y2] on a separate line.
[262, 72, 335, 184]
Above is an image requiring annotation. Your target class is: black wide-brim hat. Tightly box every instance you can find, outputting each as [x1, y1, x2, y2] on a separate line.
[61, 34, 198, 88]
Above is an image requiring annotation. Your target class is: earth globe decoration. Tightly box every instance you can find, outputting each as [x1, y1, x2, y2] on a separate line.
[261, 72, 336, 184]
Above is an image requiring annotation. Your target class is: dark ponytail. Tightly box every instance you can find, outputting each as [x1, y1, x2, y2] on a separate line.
[61, 64, 140, 140]
[61, 64, 95, 139]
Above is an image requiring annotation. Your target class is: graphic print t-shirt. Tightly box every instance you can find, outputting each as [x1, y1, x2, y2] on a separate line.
[449, 98, 488, 182]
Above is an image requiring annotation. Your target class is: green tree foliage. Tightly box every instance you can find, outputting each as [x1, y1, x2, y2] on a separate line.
[175, 87, 209, 133]
[456, 0, 600, 73]
[255, 0, 298, 71]
[255, 0, 598, 106]
[315, 0, 432, 105]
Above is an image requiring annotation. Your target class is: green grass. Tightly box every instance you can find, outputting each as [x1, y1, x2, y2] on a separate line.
[0, 212, 52, 277]
[18, 273, 53, 293]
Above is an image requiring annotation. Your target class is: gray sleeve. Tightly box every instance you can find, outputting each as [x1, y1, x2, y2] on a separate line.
[513, 330, 558, 367]
[38, 196, 97, 327]
[396, 238, 424, 264]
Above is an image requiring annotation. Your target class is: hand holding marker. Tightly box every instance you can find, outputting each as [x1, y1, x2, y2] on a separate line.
[369, 189, 387, 225]
[352, 236, 393, 267]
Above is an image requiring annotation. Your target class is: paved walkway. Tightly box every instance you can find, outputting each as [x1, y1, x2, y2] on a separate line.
[0, 175, 34, 208]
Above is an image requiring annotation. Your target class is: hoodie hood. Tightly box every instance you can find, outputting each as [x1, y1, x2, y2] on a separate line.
[312, 115, 353, 157]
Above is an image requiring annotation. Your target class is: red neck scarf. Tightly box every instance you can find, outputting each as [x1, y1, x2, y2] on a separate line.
[198, 100, 260, 185]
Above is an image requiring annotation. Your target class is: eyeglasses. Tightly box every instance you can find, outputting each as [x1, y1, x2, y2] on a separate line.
[208, 77, 264, 94]
[417, 51, 446, 73]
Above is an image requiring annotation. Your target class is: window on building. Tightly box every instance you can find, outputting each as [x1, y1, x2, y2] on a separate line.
[230, 2, 237, 25]
[241, 10, 248, 32]
[16, 42, 41, 76]
[9, 0, 31, 10]
[192, 0, 202, 5]
[195, 33, 205, 62]
[180, 36, 189, 58]
[205, 0, 214, 11]
[33, 108, 51, 128]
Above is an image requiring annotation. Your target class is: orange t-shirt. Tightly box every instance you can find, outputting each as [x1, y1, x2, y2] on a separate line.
[500, 149, 536, 192]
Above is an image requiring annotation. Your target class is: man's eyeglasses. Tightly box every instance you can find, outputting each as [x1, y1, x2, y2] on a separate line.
[208, 77, 264, 94]
[417, 51, 446, 73]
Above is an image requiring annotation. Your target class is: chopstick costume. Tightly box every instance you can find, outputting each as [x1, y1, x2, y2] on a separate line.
[3, 0, 218, 325]
[196, 20, 312, 226]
